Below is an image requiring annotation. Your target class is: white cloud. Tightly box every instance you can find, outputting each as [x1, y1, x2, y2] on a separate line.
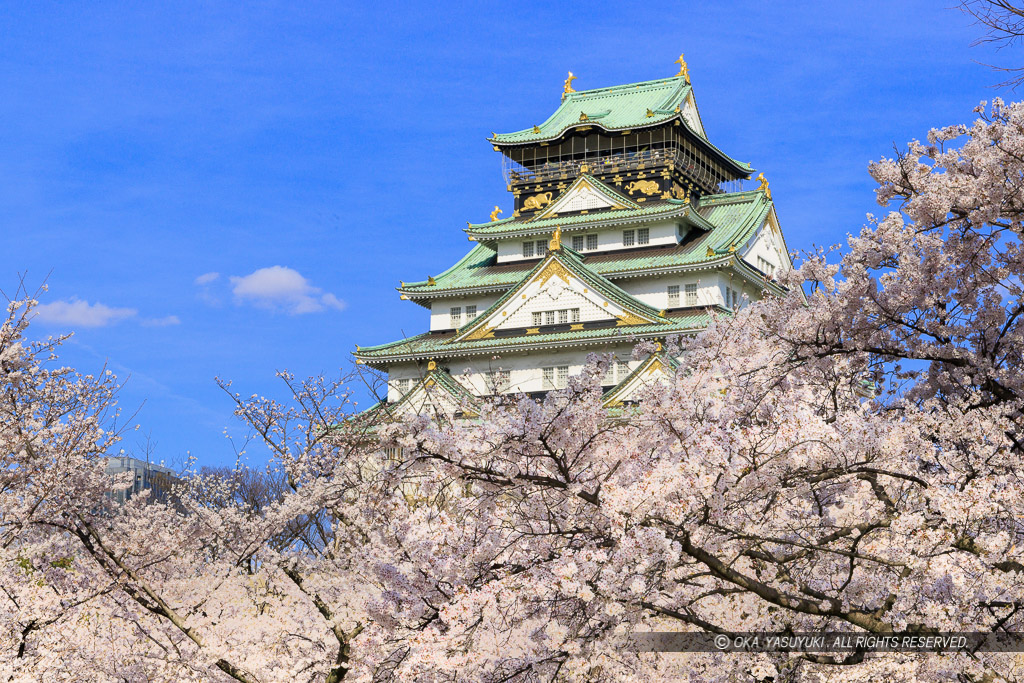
[141, 315, 181, 327]
[194, 272, 219, 285]
[229, 266, 345, 315]
[34, 299, 138, 328]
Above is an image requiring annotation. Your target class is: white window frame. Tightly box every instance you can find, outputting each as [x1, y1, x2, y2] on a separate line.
[685, 284, 698, 306]
[637, 228, 650, 245]
[466, 304, 477, 320]
[572, 235, 585, 251]
[586, 234, 598, 251]
[450, 306, 462, 327]
[667, 284, 680, 307]
[523, 241, 534, 258]
[622, 229, 635, 247]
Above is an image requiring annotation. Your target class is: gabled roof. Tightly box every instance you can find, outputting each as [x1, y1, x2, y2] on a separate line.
[353, 308, 723, 365]
[405, 189, 774, 299]
[489, 76, 751, 176]
[602, 352, 679, 407]
[531, 174, 639, 220]
[452, 246, 669, 343]
[381, 367, 480, 418]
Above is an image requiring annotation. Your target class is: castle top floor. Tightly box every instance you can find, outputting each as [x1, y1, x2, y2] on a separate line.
[489, 69, 753, 213]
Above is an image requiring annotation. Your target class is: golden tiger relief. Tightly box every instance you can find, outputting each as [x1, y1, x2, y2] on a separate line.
[625, 180, 659, 196]
[523, 192, 553, 211]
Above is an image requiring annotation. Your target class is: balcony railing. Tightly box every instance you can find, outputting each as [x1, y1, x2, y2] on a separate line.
[505, 146, 734, 195]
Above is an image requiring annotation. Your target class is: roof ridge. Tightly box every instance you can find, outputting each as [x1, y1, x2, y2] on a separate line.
[568, 75, 688, 97]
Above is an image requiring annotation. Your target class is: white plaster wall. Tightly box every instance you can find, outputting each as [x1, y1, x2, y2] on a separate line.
[443, 344, 638, 395]
[617, 272, 724, 309]
[428, 295, 499, 331]
[741, 219, 788, 276]
[495, 220, 682, 264]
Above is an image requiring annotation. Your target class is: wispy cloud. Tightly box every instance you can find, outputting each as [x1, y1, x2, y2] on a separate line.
[194, 272, 219, 285]
[141, 315, 181, 327]
[228, 266, 345, 315]
[34, 298, 138, 327]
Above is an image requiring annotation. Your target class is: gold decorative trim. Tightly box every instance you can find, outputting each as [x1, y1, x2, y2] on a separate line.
[562, 71, 576, 98]
[675, 53, 690, 83]
[616, 311, 648, 326]
[526, 327, 540, 335]
[427, 359, 437, 371]
[464, 325, 496, 340]
[427, 276, 436, 286]
[570, 323, 584, 331]
[490, 206, 502, 222]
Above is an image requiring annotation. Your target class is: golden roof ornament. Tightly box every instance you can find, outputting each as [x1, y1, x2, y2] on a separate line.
[645, 108, 655, 118]
[675, 54, 690, 83]
[549, 225, 562, 251]
[427, 276, 436, 286]
[490, 205, 502, 222]
[427, 359, 436, 371]
[562, 71, 577, 99]
[757, 173, 772, 200]
[532, 125, 542, 133]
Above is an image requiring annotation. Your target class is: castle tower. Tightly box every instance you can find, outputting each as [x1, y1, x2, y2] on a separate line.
[355, 62, 791, 413]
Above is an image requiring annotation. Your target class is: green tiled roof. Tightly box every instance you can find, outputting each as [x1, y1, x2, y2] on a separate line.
[492, 77, 691, 145]
[354, 309, 720, 364]
[490, 76, 750, 174]
[403, 190, 772, 296]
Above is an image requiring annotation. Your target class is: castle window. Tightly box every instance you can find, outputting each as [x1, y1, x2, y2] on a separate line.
[623, 229, 635, 247]
[726, 287, 741, 310]
[558, 309, 568, 324]
[450, 306, 462, 327]
[685, 284, 698, 306]
[571, 308, 580, 322]
[667, 285, 680, 307]
[523, 241, 535, 258]
[489, 370, 510, 393]
[616, 360, 630, 380]
[586, 234, 598, 251]
[545, 310, 556, 325]
[466, 304, 477, 320]
[532, 312, 542, 326]
[542, 365, 569, 390]
[572, 235, 585, 251]
[536, 240, 547, 256]
[637, 228, 650, 245]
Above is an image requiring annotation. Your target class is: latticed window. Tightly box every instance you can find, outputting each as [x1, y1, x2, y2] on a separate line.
[586, 234, 598, 251]
[558, 309, 568, 324]
[536, 240, 547, 255]
[542, 366, 569, 390]
[532, 312, 542, 326]
[545, 310, 556, 325]
[667, 285, 680, 307]
[685, 284, 698, 306]
[489, 370, 510, 393]
[523, 241, 534, 258]
[637, 228, 650, 245]
[571, 308, 580, 322]
[450, 306, 462, 327]
[572, 235, 585, 251]
[623, 229, 635, 247]
[466, 304, 477, 320]
[616, 360, 630, 380]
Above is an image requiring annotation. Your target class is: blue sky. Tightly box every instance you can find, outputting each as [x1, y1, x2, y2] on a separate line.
[1, 1, 1009, 468]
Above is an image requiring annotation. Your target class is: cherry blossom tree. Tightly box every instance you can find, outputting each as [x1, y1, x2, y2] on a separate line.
[6, 99, 1024, 682]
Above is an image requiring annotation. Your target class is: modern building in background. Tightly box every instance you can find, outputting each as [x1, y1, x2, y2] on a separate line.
[355, 59, 792, 413]
[104, 456, 177, 504]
